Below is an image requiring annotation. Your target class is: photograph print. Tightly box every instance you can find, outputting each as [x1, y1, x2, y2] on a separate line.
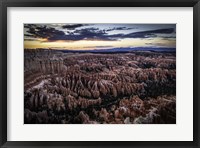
[24, 24, 176, 124]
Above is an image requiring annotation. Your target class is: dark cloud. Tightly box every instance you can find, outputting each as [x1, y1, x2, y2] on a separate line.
[25, 24, 69, 41]
[73, 27, 111, 40]
[106, 27, 134, 32]
[25, 25, 110, 41]
[160, 36, 176, 39]
[24, 24, 175, 42]
[24, 34, 34, 37]
[102, 28, 175, 40]
[62, 24, 85, 29]
[24, 24, 37, 29]
[123, 28, 175, 38]
[24, 38, 39, 41]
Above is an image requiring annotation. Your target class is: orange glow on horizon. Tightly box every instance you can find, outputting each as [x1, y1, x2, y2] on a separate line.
[24, 37, 175, 50]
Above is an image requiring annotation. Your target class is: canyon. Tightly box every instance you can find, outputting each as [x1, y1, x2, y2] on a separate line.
[24, 49, 176, 124]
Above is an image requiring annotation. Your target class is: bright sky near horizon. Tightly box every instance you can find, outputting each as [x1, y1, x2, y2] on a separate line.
[24, 24, 176, 50]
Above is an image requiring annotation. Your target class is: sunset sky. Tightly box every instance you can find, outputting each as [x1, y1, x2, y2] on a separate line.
[24, 24, 176, 50]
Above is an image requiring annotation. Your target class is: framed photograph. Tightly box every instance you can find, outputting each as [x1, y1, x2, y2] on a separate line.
[0, 0, 199, 147]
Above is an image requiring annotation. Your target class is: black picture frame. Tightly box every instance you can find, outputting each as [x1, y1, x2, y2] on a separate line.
[0, 0, 199, 147]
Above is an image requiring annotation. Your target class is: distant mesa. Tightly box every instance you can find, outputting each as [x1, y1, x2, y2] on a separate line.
[53, 47, 176, 53]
